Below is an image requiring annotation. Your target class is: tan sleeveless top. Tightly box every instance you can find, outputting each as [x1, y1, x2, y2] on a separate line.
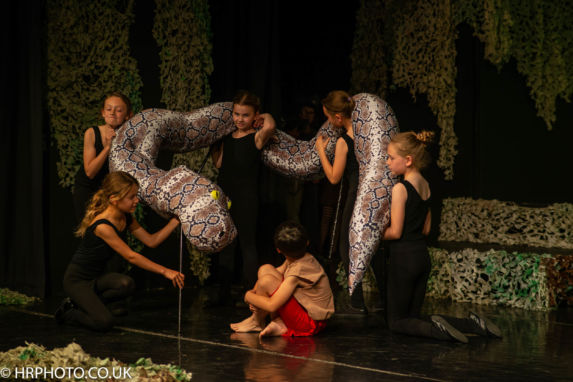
[283, 253, 335, 320]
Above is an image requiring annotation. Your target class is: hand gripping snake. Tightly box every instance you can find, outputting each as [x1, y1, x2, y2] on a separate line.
[109, 93, 398, 293]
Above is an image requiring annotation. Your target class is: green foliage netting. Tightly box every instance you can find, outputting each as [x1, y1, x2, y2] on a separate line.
[153, 0, 214, 283]
[350, 0, 388, 99]
[47, 0, 142, 189]
[352, 0, 573, 180]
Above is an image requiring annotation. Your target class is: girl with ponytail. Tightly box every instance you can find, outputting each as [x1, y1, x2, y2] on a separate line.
[383, 131, 501, 342]
[316, 90, 374, 314]
[56, 171, 184, 331]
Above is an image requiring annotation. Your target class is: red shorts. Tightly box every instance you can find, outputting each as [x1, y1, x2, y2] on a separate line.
[276, 295, 327, 337]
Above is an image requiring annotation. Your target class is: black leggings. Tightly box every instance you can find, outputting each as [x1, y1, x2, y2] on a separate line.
[62, 263, 134, 331]
[339, 178, 367, 306]
[218, 192, 259, 291]
[386, 241, 480, 339]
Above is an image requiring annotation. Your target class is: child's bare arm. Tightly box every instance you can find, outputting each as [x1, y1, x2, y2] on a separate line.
[130, 216, 180, 248]
[95, 224, 184, 288]
[254, 113, 276, 149]
[245, 276, 298, 312]
[383, 183, 407, 240]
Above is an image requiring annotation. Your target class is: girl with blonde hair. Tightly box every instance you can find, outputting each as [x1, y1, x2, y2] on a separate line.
[56, 171, 183, 331]
[384, 131, 501, 342]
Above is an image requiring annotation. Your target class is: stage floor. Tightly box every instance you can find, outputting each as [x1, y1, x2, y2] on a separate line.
[1, 288, 572, 381]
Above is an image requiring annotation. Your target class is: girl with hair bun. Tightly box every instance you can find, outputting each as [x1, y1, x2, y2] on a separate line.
[56, 171, 184, 331]
[383, 131, 501, 342]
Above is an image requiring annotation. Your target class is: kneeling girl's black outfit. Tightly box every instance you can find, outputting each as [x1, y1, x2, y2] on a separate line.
[60, 215, 134, 331]
[386, 181, 485, 340]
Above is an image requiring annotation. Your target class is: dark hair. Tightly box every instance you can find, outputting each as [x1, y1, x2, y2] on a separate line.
[321, 90, 355, 119]
[273, 221, 308, 259]
[232, 90, 261, 113]
[103, 91, 133, 115]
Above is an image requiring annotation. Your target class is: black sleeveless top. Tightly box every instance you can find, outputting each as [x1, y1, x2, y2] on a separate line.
[217, 132, 261, 200]
[70, 214, 132, 278]
[398, 180, 430, 242]
[341, 133, 359, 191]
[75, 126, 109, 190]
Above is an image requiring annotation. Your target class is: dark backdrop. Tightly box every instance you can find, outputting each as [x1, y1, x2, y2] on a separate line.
[1, 1, 571, 298]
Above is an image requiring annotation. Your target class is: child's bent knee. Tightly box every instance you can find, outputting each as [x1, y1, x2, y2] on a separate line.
[258, 264, 277, 279]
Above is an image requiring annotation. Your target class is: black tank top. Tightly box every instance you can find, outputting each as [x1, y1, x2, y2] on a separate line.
[70, 215, 132, 278]
[74, 126, 109, 190]
[217, 132, 261, 199]
[341, 133, 359, 191]
[399, 180, 430, 242]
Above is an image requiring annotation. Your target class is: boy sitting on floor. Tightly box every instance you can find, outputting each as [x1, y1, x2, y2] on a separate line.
[230, 221, 335, 337]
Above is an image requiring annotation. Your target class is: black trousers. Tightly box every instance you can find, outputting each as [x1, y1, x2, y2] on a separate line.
[339, 178, 367, 306]
[386, 241, 480, 339]
[218, 192, 259, 293]
[62, 263, 134, 331]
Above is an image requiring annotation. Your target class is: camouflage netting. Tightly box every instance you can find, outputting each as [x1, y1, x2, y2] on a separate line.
[0, 342, 192, 381]
[439, 198, 573, 249]
[153, 0, 214, 283]
[426, 248, 573, 310]
[351, 0, 573, 180]
[349, 0, 388, 99]
[47, 0, 143, 189]
[392, 0, 458, 181]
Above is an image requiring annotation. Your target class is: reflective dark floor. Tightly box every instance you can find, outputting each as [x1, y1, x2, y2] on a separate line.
[1, 288, 572, 381]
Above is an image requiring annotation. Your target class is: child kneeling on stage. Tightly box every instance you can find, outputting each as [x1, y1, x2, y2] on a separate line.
[230, 221, 334, 337]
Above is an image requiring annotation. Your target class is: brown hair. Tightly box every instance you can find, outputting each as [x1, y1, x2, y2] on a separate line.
[103, 91, 133, 115]
[75, 171, 139, 237]
[273, 221, 308, 259]
[390, 131, 435, 170]
[232, 90, 261, 113]
[321, 90, 355, 119]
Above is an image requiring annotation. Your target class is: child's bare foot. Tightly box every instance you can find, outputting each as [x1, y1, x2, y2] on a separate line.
[230, 315, 264, 332]
[259, 318, 287, 337]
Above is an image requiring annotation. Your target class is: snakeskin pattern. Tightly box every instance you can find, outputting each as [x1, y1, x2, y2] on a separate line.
[348, 93, 398, 294]
[263, 93, 398, 294]
[109, 103, 237, 252]
[109, 94, 398, 291]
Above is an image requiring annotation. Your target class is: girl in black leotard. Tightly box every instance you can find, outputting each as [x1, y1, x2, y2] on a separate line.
[383, 131, 502, 342]
[56, 171, 184, 331]
[210, 90, 276, 304]
[73, 92, 133, 223]
[316, 90, 383, 314]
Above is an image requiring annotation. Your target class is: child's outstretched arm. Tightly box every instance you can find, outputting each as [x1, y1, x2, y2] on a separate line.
[95, 224, 185, 288]
[316, 136, 348, 184]
[245, 276, 298, 313]
[383, 183, 407, 240]
[254, 113, 276, 149]
[129, 216, 180, 248]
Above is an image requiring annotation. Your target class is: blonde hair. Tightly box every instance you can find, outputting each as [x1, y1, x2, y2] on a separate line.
[390, 131, 435, 170]
[75, 171, 139, 237]
[321, 90, 355, 119]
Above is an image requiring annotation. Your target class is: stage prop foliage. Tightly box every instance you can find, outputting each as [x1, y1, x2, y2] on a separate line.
[427, 198, 573, 310]
[0, 342, 192, 381]
[153, 0, 215, 283]
[351, 0, 573, 180]
[46, 0, 143, 189]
